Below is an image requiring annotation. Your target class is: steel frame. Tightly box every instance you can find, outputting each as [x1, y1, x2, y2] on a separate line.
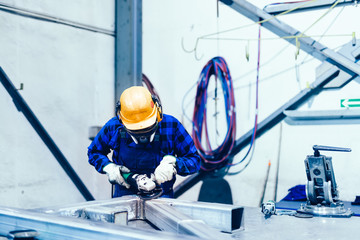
[29, 196, 243, 239]
[175, 0, 360, 197]
[115, 0, 143, 102]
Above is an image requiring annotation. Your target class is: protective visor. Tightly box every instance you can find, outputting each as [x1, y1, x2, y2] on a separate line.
[124, 122, 158, 144]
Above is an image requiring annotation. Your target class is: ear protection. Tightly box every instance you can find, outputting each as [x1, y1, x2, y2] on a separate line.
[115, 95, 163, 123]
[115, 100, 121, 120]
[152, 95, 163, 122]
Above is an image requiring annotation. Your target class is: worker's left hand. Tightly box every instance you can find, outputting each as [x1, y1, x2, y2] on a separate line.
[154, 155, 177, 185]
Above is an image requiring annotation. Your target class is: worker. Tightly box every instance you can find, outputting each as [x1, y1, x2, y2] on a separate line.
[88, 86, 201, 198]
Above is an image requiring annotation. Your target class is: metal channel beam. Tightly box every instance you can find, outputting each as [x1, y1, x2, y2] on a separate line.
[0, 206, 186, 240]
[33, 196, 237, 239]
[0, 67, 94, 201]
[35, 196, 141, 222]
[151, 198, 244, 233]
[115, 0, 142, 102]
[263, 0, 355, 15]
[144, 200, 230, 239]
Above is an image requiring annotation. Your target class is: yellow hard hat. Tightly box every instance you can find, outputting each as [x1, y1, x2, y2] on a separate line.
[119, 86, 159, 130]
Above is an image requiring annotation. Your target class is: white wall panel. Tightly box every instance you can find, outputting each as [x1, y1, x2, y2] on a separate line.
[0, 0, 114, 208]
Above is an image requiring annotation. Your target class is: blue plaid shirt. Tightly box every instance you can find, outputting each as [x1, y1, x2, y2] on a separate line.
[88, 114, 200, 175]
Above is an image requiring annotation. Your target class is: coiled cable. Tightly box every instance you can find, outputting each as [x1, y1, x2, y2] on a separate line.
[192, 56, 236, 171]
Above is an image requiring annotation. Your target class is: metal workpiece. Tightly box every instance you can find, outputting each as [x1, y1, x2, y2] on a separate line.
[144, 200, 231, 239]
[0, 206, 187, 240]
[34, 196, 140, 222]
[152, 198, 244, 233]
[2, 198, 360, 239]
[79, 206, 128, 225]
[33, 196, 238, 239]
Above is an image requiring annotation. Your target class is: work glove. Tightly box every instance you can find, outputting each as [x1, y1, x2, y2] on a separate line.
[154, 155, 177, 185]
[103, 163, 131, 189]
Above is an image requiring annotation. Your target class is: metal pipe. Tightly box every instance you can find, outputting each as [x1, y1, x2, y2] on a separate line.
[151, 198, 244, 233]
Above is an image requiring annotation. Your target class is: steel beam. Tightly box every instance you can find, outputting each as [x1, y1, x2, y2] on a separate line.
[115, 0, 142, 102]
[263, 0, 355, 15]
[218, 0, 360, 155]
[34, 196, 140, 221]
[34, 196, 240, 238]
[0, 67, 94, 201]
[144, 200, 230, 239]
[284, 109, 360, 125]
[151, 198, 244, 233]
[0, 206, 186, 240]
[220, 0, 360, 76]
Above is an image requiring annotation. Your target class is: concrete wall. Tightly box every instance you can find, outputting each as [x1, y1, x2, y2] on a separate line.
[1, 0, 360, 209]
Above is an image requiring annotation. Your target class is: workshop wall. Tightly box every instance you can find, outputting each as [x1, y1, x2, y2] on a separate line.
[0, 0, 114, 208]
[1, 0, 360, 209]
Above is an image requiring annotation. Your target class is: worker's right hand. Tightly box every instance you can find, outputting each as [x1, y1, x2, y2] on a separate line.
[154, 155, 177, 185]
[103, 163, 131, 189]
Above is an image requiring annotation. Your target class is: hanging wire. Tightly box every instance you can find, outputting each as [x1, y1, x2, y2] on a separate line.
[182, 2, 347, 174]
[201, 33, 352, 42]
[226, 3, 344, 174]
[298, 0, 341, 39]
[192, 56, 236, 171]
[294, 5, 345, 90]
[182, 0, 349, 61]
[227, 24, 261, 171]
[182, 0, 319, 59]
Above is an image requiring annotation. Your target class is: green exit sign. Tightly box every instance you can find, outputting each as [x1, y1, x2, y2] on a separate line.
[341, 99, 360, 108]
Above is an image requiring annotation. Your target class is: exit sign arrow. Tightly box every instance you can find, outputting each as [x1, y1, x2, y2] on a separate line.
[341, 99, 360, 108]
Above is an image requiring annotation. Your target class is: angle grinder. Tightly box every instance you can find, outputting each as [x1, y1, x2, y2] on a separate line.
[125, 173, 163, 200]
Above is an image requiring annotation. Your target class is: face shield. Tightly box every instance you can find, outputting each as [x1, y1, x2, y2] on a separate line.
[124, 122, 158, 144]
